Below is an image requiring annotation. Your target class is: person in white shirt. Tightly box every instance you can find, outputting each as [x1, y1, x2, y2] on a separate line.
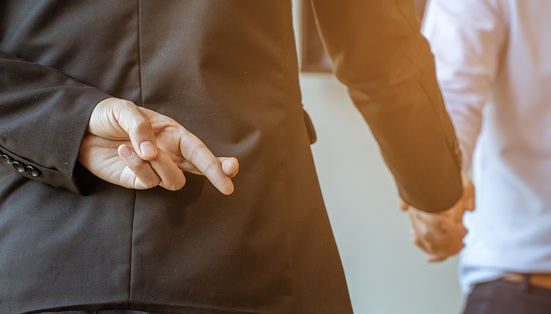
[423, 0, 551, 313]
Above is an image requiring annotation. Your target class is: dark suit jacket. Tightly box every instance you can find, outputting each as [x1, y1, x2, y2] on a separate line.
[0, 1, 462, 313]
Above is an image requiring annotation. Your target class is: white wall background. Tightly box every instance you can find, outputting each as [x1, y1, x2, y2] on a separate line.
[293, 2, 464, 313]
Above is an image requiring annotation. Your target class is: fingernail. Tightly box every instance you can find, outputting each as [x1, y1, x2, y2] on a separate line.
[120, 145, 133, 158]
[140, 141, 156, 157]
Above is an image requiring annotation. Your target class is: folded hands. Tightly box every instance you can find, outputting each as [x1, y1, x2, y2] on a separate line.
[401, 173, 475, 262]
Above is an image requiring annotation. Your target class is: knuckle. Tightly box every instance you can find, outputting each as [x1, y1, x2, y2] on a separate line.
[178, 127, 192, 137]
[111, 99, 135, 113]
[190, 144, 206, 161]
[123, 99, 136, 107]
[117, 99, 136, 109]
[204, 160, 219, 176]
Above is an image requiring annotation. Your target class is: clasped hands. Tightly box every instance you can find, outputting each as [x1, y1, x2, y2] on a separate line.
[78, 98, 239, 194]
[401, 173, 475, 262]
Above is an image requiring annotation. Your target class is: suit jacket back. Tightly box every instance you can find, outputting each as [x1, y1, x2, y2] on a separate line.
[0, 1, 462, 313]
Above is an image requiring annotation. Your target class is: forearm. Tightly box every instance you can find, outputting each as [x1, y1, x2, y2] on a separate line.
[312, 0, 463, 212]
[0, 50, 110, 192]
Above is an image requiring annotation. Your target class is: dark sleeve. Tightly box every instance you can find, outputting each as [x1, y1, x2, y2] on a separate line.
[0, 50, 110, 193]
[311, 0, 463, 213]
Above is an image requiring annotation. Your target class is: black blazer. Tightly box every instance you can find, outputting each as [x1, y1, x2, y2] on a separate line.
[0, 1, 462, 313]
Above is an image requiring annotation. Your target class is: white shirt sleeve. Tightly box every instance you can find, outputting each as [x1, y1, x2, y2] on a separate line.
[422, 0, 508, 171]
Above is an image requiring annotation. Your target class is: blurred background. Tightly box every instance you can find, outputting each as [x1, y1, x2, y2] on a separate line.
[292, 1, 463, 313]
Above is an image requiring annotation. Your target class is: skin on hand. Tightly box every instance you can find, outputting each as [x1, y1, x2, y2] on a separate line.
[79, 97, 239, 194]
[400, 172, 475, 262]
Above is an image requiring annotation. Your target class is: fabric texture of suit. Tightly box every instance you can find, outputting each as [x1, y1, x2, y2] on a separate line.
[0, 1, 462, 313]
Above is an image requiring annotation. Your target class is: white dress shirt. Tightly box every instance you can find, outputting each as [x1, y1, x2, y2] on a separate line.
[423, 0, 551, 294]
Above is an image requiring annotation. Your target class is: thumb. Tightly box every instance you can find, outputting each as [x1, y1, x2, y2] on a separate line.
[399, 198, 410, 211]
[461, 173, 475, 211]
[114, 100, 158, 160]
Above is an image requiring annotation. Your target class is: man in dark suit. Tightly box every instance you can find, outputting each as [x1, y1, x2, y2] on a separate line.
[0, 1, 466, 313]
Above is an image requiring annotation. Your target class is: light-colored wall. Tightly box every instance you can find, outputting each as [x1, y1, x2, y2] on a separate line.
[301, 74, 463, 314]
[293, 2, 464, 313]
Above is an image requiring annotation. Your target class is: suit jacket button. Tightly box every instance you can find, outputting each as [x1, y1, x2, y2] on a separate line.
[12, 161, 26, 173]
[1, 154, 13, 165]
[26, 166, 41, 177]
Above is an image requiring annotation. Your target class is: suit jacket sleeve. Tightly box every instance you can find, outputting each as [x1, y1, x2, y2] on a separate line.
[311, 0, 463, 212]
[0, 50, 110, 193]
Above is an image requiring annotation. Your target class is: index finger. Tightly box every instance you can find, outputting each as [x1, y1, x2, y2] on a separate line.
[177, 157, 239, 178]
[178, 129, 235, 195]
